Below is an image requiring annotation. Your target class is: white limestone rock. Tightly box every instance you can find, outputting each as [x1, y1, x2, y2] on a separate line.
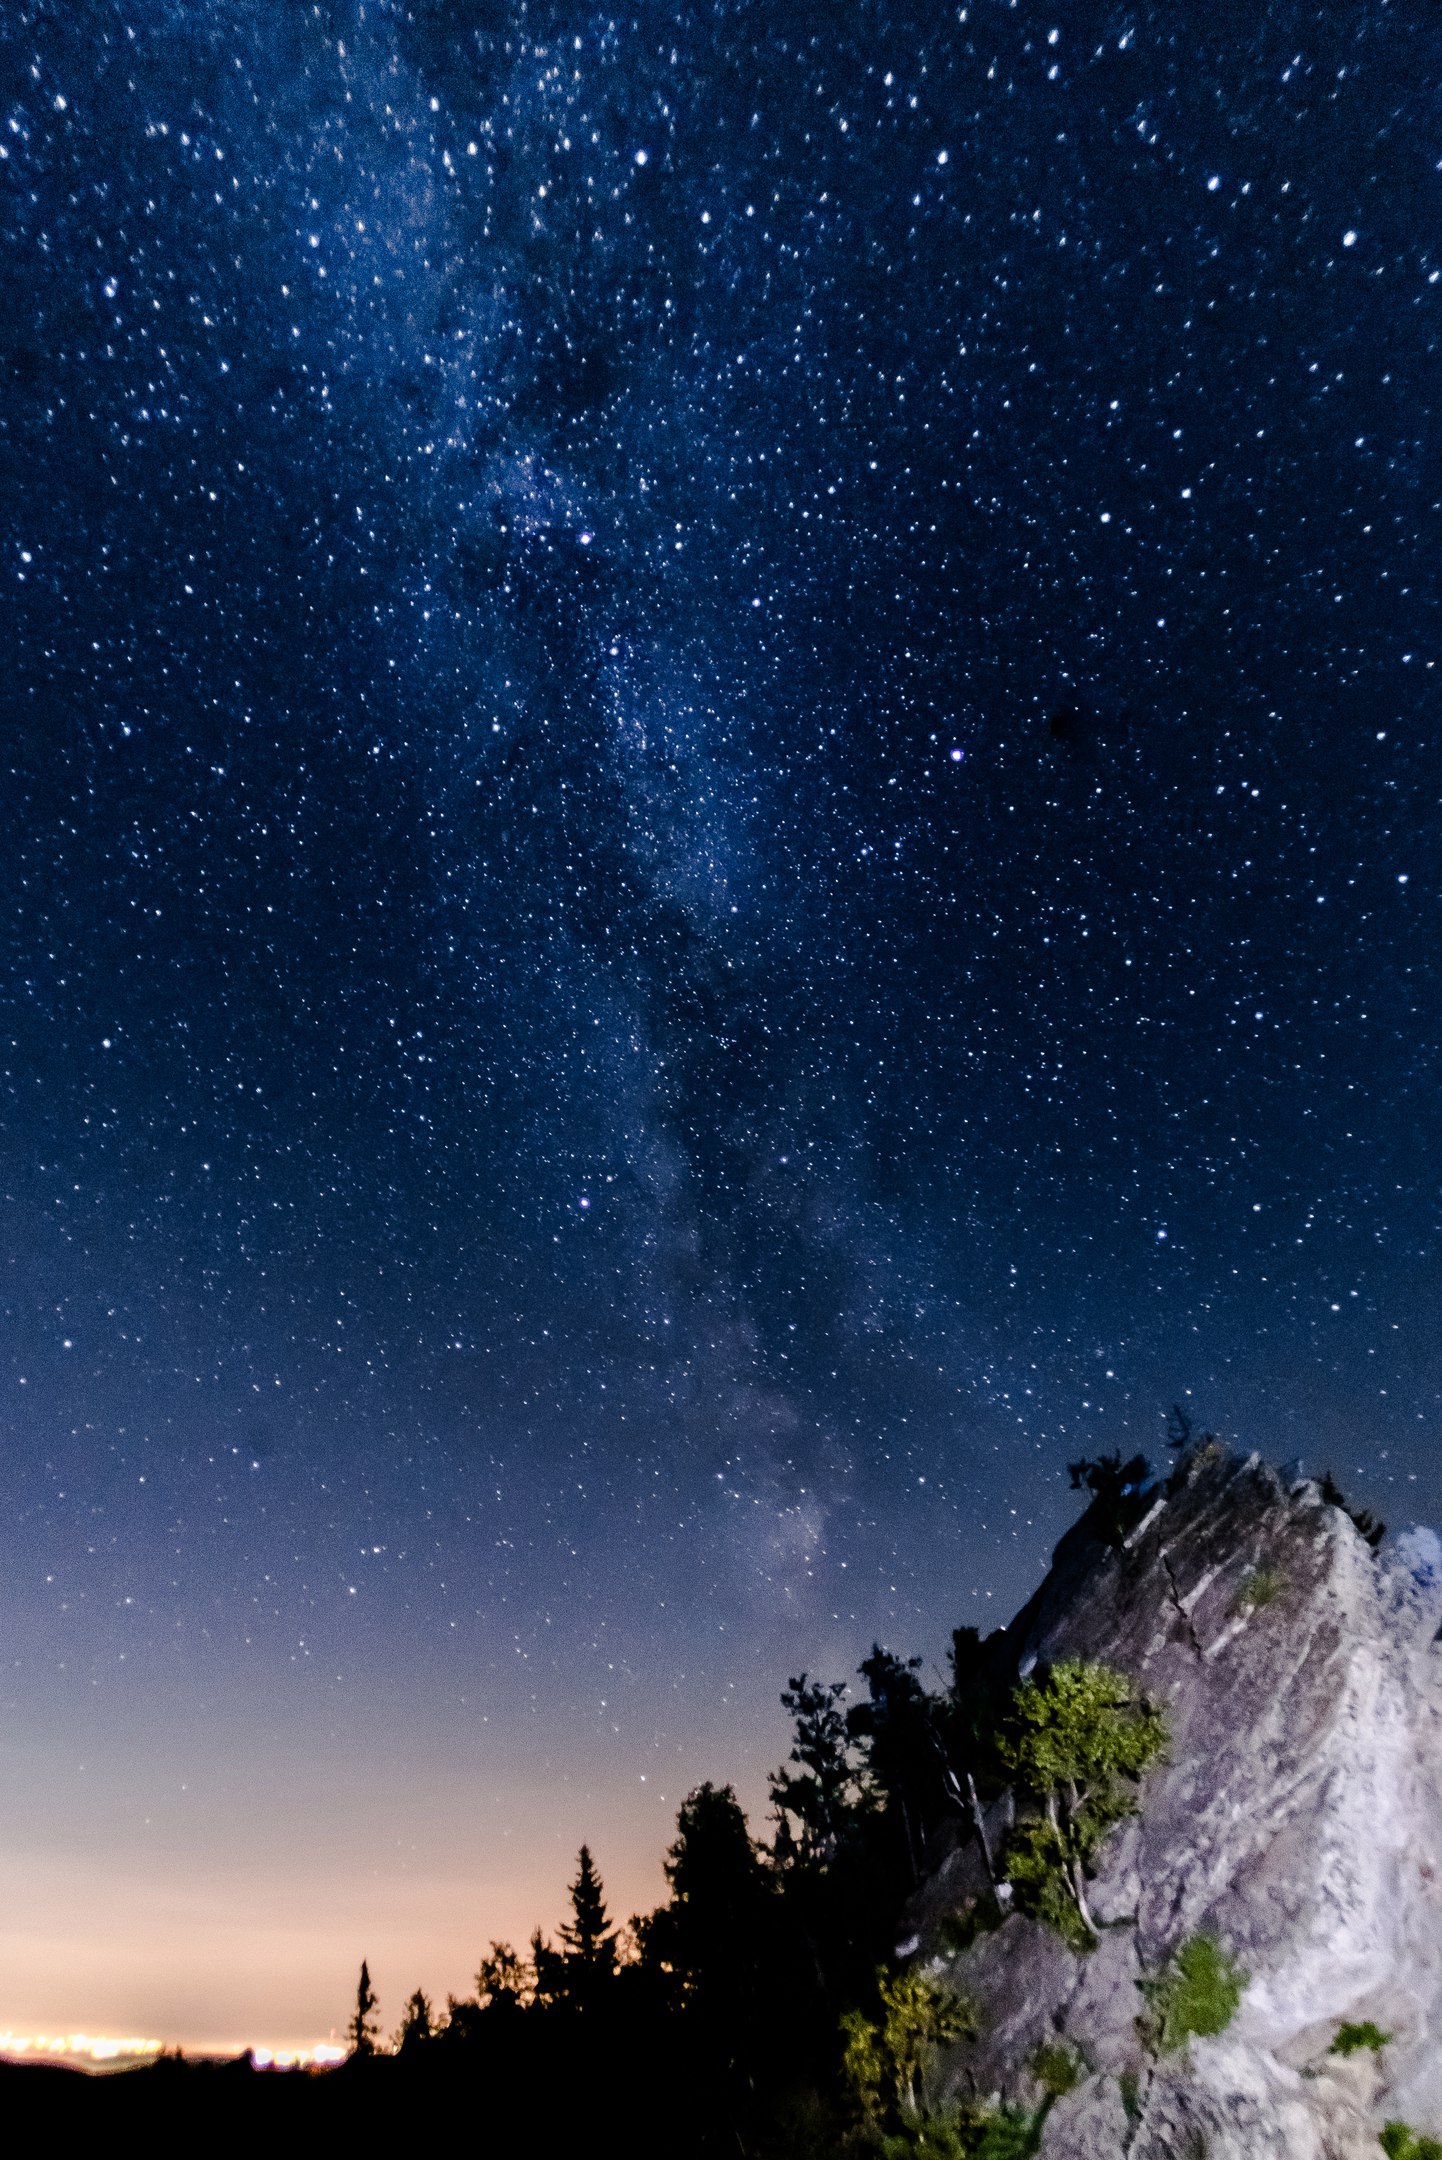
[912, 1445, 1442, 2156]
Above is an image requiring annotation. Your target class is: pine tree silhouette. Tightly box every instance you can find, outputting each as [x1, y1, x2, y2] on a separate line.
[559, 1843, 617, 2005]
[348, 1958, 380, 2057]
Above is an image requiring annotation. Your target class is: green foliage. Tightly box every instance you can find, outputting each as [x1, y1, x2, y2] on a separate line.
[840, 1970, 1054, 2160]
[967, 2109, 1048, 2160]
[1137, 1935, 1246, 2055]
[996, 1660, 1168, 1943]
[875, 2110, 976, 2159]
[1331, 2019, 1392, 2057]
[872, 2101, 1046, 2160]
[1001, 1819, 1096, 1951]
[1236, 1564, 1285, 1613]
[999, 1659, 1168, 1802]
[841, 1968, 976, 2126]
[1118, 2070, 1142, 2122]
[1031, 2041, 1082, 2098]
[1380, 2126, 1442, 2160]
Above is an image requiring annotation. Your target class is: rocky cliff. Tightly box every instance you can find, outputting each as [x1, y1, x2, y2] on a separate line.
[911, 1444, 1442, 2158]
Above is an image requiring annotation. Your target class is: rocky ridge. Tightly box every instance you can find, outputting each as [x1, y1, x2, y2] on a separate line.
[913, 1444, 1442, 2158]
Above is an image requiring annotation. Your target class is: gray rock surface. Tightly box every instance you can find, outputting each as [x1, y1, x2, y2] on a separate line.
[912, 1444, 1442, 2156]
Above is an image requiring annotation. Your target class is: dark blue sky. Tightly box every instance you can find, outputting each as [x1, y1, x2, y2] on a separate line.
[1, 0, 1439, 2045]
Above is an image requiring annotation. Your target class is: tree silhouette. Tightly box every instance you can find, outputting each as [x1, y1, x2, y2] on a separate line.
[769, 1674, 865, 1867]
[848, 1647, 948, 1881]
[394, 1987, 433, 2053]
[529, 1925, 568, 2010]
[559, 1844, 617, 2005]
[1067, 1451, 1153, 1547]
[654, 1782, 771, 2010]
[1319, 1468, 1386, 1549]
[476, 1940, 528, 2011]
[348, 1958, 380, 2057]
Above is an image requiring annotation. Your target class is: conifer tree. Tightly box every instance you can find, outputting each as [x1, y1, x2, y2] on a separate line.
[559, 1843, 617, 2004]
[348, 1958, 380, 2057]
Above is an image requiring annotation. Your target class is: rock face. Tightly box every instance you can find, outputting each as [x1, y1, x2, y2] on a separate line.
[912, 1444, 1442, 2158]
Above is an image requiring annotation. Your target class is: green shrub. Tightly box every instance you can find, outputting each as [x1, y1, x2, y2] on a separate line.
[967, 2106, 1048, 2160]
[876, 2116, 974, 2160]
[1002, 1818, 1098, 1952]
[1236, 1564, 1284, 1613]
[842, 1969, 976, 2128]
[876, 2103, 1044, 2160]
[1380, 2125, 1442, 2160]
[997, 1660, 1167, 1946]
[842, 1969, 1059, 2160]
[1031, 2040, 1082, 2098]
[873, 2100, 1048, 2160]
[1331, 2019, 1392, 2057]
[1137, 1934, 1247, 2054]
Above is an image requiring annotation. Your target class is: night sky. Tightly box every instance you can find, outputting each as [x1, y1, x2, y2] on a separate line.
[2, 0, 1439, 2052]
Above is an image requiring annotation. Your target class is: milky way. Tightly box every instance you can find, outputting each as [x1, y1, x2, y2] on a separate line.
[2, 0, 1439, 2043]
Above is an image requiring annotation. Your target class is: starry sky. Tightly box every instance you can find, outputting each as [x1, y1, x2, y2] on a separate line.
[2, 0, 1439, 2051]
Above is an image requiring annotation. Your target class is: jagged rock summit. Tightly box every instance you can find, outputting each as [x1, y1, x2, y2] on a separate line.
[915, 1443, 1442, 2157]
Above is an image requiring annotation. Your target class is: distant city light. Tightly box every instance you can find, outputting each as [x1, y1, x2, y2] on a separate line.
[0, 2033, 347, 2071]
[0, 2032, 164, 2065]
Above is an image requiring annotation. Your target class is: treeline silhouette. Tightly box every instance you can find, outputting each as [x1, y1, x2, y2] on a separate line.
[324, 1623, 1019, 2155]
[2, 1628, 1018, 2154]
[5, 1437, 1363, 2154]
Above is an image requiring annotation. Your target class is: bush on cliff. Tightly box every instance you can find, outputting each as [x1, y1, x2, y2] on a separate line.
[996, 1660, 1167, 1948]
[1136, 1934, 1246, 2054]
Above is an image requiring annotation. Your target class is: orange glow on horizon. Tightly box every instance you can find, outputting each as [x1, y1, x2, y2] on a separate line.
[0, 2031, 346, 2071]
